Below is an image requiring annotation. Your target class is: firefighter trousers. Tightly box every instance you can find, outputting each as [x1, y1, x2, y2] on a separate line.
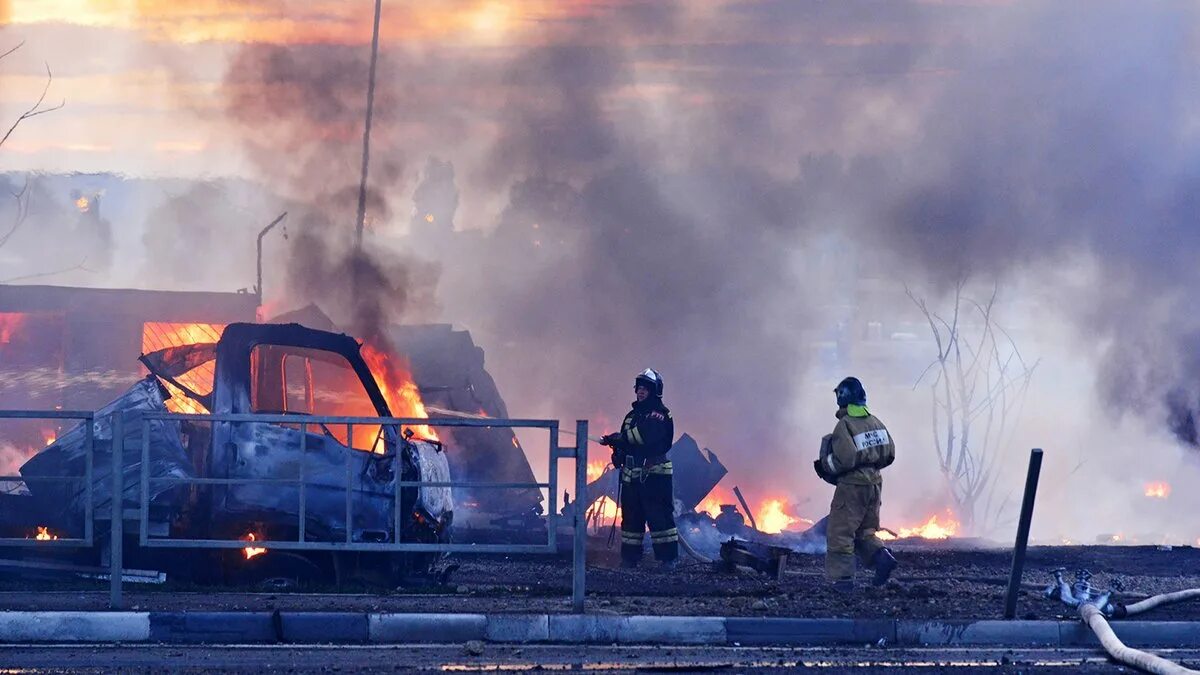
[825, 481, 884, 581]
[619, 470, 678, 563]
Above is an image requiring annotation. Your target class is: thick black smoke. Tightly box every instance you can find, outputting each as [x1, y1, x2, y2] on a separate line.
[200, 0, 1200, 492]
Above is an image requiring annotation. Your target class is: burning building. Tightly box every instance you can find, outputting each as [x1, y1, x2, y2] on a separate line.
[0, 284, 258, 469]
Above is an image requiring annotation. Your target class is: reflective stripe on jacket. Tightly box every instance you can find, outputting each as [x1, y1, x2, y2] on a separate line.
[821, 405, 895, 486]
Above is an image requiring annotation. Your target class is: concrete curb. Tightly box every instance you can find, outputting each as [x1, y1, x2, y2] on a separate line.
[0, 611, 1198, 647]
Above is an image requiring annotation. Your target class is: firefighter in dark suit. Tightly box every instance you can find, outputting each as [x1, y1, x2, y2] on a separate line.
[815, 376, 898, 591]
[601, 368, 678, 569]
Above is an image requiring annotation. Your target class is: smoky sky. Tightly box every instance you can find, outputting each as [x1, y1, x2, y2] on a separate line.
[174, 0, 1200, 486]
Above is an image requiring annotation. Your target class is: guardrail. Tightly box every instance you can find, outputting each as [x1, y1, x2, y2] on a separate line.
[112, 412, 589, 611]
[0, 410, 95, 549]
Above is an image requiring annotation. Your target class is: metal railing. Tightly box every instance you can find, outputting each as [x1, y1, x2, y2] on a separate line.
[111, 412, 588, 610]
[0, 410, 95, 548]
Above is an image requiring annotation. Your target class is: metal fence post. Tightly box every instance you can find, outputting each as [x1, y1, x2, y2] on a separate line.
[572, 420, 588, 613]
[1003, 448, 1043, 619]
[109, 414, 124, 610]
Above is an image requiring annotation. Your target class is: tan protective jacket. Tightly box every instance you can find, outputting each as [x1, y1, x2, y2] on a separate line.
[819, 405, 895, 486]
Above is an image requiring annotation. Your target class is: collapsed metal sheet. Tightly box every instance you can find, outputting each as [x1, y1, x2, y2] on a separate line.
[19, 376, 195, 530]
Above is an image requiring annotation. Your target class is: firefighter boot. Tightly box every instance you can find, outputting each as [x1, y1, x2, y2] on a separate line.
[872, 547, 897, 586]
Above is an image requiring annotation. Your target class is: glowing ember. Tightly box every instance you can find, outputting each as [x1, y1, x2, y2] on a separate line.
[41, 429, 56, 447]
[142, 322, 226, 414]
[361, 343, 438, 442]
[0, 312, 27, 344]
[877, 510, 961, 540]
[74, 196, 91, 213]
[242, 532, 266, 559]
[33, 526, 57, 541]
[1145, 482, 1171, 499]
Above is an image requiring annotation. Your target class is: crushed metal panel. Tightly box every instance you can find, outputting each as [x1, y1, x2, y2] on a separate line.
[19, 376, 195, 531]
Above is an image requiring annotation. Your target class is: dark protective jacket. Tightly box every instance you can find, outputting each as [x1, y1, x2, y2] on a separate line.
[611, 397, 674, 465]
[818, 404, 895, 486]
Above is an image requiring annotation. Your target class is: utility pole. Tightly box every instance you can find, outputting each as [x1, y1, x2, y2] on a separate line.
[354, 0, 383, 250]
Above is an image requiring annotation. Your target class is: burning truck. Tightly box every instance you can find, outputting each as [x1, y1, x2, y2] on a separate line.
[7, 321, 454, 584]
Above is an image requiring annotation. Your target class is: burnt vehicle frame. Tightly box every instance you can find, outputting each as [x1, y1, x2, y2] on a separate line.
[19, 322, 455, 584]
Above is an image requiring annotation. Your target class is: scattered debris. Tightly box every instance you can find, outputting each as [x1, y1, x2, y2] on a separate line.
[719, 538, 790, 580]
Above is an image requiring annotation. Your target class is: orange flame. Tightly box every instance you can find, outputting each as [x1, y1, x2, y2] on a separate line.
[141, 322, 226, 414]
[0, 312, 27, 344]
[587, 495, 620, 532]
[586, 459, 609, 482]
[756, 499, 811, 534]
[243, 532, 266, 559]
[1145, 482, 1171, 499]
[74, 196, 91, 213]
[694, 489, 813, 533]
[360, 343, 438, 443]
[34, 526, 57, 541]
[877, 510, 960, 540]
[41, 429, 57, 447]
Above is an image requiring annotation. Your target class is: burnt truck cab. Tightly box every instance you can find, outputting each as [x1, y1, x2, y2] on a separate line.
[22, 322, 453, 582]
[191, 323, 453, 548]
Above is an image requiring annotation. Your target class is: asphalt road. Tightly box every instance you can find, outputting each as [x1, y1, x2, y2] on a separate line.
[1, 644, 1198, 673]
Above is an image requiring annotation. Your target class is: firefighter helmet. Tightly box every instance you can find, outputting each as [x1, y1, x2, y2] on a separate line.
[635, 368, 664, 397]
[834, 376, 866, 407]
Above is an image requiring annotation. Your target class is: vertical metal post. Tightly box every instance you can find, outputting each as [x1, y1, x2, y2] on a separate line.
[1004, 448, 1044, 619]
[571, 420, 588, 613]
[392, 425, 402, 544]
[83, 414, 94, 545]
[345, 424, 353, 543]
[109, 414, 124, 610]
[547, 422, 559, 550]
[299, 423, 307, 543]
[139, 419, 150, 545]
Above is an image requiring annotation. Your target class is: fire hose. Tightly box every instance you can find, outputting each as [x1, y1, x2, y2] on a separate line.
[1080, 603, 1198, 675]
[1046, 569, 1200, 674]
[1121, 589, 1200, 617]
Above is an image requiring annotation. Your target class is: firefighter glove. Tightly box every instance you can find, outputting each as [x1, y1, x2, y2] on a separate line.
[611, 449, 625, 468]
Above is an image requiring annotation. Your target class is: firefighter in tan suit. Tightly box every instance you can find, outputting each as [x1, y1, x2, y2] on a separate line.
[815, 377, 898, 591]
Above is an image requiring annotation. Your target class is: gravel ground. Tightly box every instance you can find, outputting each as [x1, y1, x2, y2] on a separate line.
[0, 543, 1198, 619]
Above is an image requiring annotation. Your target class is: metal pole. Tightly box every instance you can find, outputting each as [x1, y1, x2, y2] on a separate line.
[109, 414, 124, 610]
[299, 423, 307, 543]
[1004, 448, 1043, 619]
[733, 485, 758, 531]
[83, 414, 94, 545]
[572, 420, 588, 613]
[353, 0, 383, 249]
[547, 422, 559, 551]
[255, 211, 287, 305]
[345, 424, 354, 544]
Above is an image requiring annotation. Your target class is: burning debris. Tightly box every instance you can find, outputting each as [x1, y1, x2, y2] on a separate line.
[10, 320, 455, 585]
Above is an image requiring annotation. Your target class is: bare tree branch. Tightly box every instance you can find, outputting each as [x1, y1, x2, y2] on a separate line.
[1, 257, 94, 283]
[0, 176, 31, 249]
[0, 41, 26, 63]
[910, 278, 1036, 534]
[0, 62, 65, 149]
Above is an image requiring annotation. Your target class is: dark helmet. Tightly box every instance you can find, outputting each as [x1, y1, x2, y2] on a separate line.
[834, 376, 866, 408]
[635, 368, 664, 397]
